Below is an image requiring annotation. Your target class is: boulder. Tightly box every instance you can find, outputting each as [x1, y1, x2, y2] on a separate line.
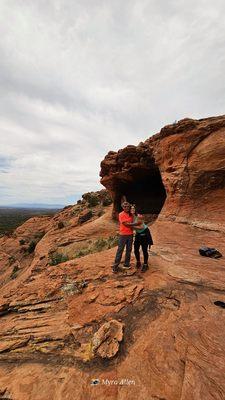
[92, 319, 124, 358]
[78, 210, 93, 224]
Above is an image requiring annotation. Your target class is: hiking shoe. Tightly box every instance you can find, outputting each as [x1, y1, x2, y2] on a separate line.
[136, 261, 141, 269]
[112, 265, 119, 273]
[123, 264, 131, 269]
[141, 263, 149, 272]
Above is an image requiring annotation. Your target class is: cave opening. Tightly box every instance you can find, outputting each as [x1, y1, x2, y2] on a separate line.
[114, 167, 166, 222]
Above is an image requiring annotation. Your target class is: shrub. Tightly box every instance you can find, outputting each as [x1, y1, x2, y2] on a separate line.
[82, 192, 99, 207]
[71, 206, 82, 216]
[49, 252, 69, 266]
[10, 264, 19, 279]
[94, 238, 107, 251]
[26, 232, 45, 254]
[102, 196, 112, 206]
[73, 235, 119, 259]
[57, 221, 64, 229]
[106, 235, 119, 249]
[19, 239, 26, 245]
[97, 209, 104, 217]
[28, 240, 37, 254]
[74, 248, 90, 258]
[88, 197, 99, 207]
[8, 255, 16, 265]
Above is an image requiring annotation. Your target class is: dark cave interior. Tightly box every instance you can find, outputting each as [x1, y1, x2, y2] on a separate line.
[114, 167, 166, 218]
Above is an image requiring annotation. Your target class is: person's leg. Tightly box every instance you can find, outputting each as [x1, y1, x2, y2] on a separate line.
[142, 242, 149, 264]
[141, 238, 149, 272]
[134, 235, 141, 268]
[113, 236, 126, 271]
[124, 235, 133, 267]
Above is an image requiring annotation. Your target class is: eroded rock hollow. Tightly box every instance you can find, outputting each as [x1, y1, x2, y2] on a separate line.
[100, 115, 225, 230]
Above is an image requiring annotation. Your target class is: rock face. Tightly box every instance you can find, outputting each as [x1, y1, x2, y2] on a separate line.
[100, 115, 225, 230]
[0, 116, 225, 399]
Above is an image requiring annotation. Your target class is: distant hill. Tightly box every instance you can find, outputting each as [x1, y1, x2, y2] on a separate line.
[0, 203, 64, 209]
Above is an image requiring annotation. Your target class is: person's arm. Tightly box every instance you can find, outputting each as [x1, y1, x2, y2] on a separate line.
[127, 221, 142, 227]
[119, 214, 133, 228]
[126, 216, 142, 227]
[122, 221, 132, 227]
[122, 220, 142, 227]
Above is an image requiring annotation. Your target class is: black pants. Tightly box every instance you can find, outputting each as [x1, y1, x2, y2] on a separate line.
[134, 228, 153, 264]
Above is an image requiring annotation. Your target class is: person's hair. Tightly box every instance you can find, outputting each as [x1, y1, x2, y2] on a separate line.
[122, 201, 131, 216]
[130, 204, 137, 216]
[122, 201, 130, 207]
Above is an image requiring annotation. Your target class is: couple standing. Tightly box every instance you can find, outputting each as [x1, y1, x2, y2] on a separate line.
[112, 201, 153, 273]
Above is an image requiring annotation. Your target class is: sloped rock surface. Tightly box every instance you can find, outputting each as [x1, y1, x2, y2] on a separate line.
[0, 216, 225, 399]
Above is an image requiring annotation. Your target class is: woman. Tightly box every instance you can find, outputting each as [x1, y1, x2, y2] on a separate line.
[130, 205, 153, 272]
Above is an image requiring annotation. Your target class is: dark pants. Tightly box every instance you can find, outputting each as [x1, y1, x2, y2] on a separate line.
[114, 235, 133, 267]
[134, 228, 153, 264]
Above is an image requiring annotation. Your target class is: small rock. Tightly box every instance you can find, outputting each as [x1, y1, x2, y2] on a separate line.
[92, 319, 124, 359]
[75, 320, 124, 362]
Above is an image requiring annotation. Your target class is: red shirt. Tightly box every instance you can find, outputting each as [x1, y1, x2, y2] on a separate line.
[119, 211, 133, 235]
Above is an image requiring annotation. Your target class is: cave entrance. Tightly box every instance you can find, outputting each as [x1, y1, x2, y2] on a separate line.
[114, 167, 166, 223]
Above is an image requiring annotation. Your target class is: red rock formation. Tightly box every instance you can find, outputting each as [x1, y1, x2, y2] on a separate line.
[100, 115, 225, 231]
[0, 117, 225, 399]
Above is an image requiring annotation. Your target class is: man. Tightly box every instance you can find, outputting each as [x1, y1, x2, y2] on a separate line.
[112, 202, 133, 273]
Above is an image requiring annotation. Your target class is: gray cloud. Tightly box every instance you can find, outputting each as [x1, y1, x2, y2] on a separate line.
[0, 0, 225, 205]
[0, 155, 13, 173]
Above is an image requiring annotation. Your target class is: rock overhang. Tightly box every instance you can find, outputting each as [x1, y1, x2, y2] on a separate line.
[100, 115, 225, 229]
[100, 141, 167, 221]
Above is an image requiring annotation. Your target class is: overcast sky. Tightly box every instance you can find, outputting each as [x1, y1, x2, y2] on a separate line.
[0, 0, 224, 206]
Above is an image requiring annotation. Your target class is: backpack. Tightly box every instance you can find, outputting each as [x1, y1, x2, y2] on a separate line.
[199, 246, 222, 259]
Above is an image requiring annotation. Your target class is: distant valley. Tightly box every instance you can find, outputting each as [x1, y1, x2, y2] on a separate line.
[0, 206, 61, 235]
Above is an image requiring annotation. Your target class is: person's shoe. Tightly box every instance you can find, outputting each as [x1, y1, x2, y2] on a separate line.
[136, 261, 141, 269]
[123, 264, 131, 269]
[112, 264, 119, 273]
[141, 263, 149, 272]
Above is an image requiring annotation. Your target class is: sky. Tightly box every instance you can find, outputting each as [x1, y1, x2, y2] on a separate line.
[0, 0, 225, 206]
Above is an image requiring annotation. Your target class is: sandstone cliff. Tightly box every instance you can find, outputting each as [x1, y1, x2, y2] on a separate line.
[101, 115, 225, 231]
[0, 117, 225, 400]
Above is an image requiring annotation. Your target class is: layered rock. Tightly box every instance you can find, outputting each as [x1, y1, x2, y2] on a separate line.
[100, 115, 225, 230]
[0, 117, 225, 399]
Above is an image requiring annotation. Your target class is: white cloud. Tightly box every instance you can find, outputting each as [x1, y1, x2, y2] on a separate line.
[0, 0, 224, 205]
